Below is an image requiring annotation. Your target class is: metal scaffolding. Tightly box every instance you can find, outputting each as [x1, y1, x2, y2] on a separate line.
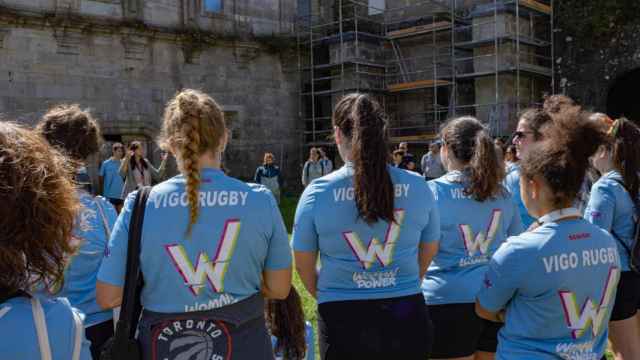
[296, 0, 553, 146]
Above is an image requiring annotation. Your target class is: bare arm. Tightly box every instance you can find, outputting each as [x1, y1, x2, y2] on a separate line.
[96, 281, 123, 310]
[98, 176, 104, 196]
[119, 152, 131, 178]
[419, 242, 439, 279]
[475, 300, 505, 323]
[262, 268, 292, 300]
[294, 251, 318, 298]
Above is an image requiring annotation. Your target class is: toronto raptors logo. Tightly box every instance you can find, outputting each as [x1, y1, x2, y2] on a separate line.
[151, 319, 232, 360]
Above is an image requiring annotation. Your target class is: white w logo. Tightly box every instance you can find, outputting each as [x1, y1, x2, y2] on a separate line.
[343, 209, 405, 270]
[559, 267, 620, 339]
[165, 219, 241, 296]
[459, 209, 502, 256]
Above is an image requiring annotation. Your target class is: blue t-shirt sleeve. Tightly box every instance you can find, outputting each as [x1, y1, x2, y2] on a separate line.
[477, 239, 526, 312]
[291, 185, 318, 252]
[421, 182, 440, 243]
[97, 191, 136, 286]
[584, 183, 615, 232]
[507, 200, 524, 236]
[264, 192, 292, 270]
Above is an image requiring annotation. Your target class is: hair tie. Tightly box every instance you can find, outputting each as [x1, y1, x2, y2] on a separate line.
[608, 118, 621, 137]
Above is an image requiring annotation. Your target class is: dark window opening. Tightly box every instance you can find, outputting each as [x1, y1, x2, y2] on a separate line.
[607, 68, 640, 126]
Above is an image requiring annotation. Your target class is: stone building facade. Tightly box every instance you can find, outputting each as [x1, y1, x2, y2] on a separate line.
[0, 0, 301, 189]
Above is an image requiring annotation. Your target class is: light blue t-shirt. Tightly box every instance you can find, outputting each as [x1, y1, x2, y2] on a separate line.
[422, 171, 523, 305]
[0, 295, 91, 359]
[98, 168, 292, 313]
[477, 218, 620, 360]
[100, 158, 124, 200]
[59, 191, 117, 326]
[292, 164, 440, 304]
[272, 321, 315, 360]
[505, 165, 536, 230]
[584, 170, 638, 272]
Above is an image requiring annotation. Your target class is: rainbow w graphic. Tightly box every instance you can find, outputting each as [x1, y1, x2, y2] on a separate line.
[459, 209, 502, 256]
[559, 266, 620, 339]
[165, 219, 241, 296]
[343, 209, 405, 270]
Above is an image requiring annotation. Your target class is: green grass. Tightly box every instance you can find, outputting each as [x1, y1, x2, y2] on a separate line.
[279, 195, 320, 359]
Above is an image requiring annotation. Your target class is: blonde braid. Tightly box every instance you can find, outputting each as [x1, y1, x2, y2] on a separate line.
[159, 89, 226, 238]
[179, 96, 202, 236]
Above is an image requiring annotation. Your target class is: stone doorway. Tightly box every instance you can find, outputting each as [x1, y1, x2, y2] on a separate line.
[607, 68, 640, 124]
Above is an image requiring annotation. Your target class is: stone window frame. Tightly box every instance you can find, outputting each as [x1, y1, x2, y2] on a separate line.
[200, 0, 225, 18]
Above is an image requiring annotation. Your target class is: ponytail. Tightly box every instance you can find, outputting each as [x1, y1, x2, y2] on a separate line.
[520, 106, 607, 206]
[158, 89, 226, 237]
[441, 116, 504, 201]
[469, 130, 505, 201]
[265, 288, 307, 360]
[610, 118, 640, 200]
[333, 93, 394, 224]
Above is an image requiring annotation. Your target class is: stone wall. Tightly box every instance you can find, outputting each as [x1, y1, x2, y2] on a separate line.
[0, 0, 303, 191]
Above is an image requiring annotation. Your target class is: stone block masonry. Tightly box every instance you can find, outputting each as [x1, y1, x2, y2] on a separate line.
[0, 0, 303, 191]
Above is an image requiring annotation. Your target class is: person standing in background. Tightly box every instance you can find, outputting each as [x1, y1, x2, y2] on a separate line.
[421, 141, 446, 180]
[318, 147, 333, 174]
[302, 147, 325, 187]
[504, 144, 518, 174]
[255, 152, 283, 203]
[99, 142, 125, 212]
[119, 140, 167, 198]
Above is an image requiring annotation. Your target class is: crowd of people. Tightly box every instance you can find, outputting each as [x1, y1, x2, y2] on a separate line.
[1, 90, 639, 360]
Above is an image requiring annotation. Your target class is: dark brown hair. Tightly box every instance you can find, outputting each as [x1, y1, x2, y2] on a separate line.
[159, 89, 226, 236]
[333, 93, 394, 224]
[0, 122, 79, 295]
[519, 108, 553, 141]
[35, 104, 101, 161]
[520, 107, 608, 206]
[441, 116, 505, 201]
[543, 94, 577, 115]
[265, 288, 307, 360]
[128, 140, 148, 171]
[607, 118, 640, 200]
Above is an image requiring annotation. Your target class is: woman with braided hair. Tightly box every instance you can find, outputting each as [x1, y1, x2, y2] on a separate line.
[293, 93, 440, 359]
[97, 89, 292, 359]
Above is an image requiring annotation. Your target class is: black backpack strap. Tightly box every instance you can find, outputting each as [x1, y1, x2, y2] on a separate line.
[114, 186, 151, 343]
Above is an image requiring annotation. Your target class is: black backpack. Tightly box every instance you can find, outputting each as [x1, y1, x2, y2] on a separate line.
[610, 178, 640, 273]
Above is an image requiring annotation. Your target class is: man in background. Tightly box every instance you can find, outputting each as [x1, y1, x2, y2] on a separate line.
[421, 141, 446, 181]
[99, 142, 125, 212]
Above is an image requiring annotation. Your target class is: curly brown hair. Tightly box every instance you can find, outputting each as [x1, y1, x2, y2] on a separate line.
[520, 106, 608, 206]
[158, 89, 226, 236]
[35, 104, 101, 162]
[0, 122, 79, 295]
[333, 93, 394, 224]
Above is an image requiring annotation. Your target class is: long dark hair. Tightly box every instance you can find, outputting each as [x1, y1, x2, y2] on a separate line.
[520, 107, 608, 206]
[333, 93, 394, 224]
[441, 116, 505, 201]
[608, 118, 640, 200]
[265, 288, 307, 359]
[129, 141, 148, 171]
